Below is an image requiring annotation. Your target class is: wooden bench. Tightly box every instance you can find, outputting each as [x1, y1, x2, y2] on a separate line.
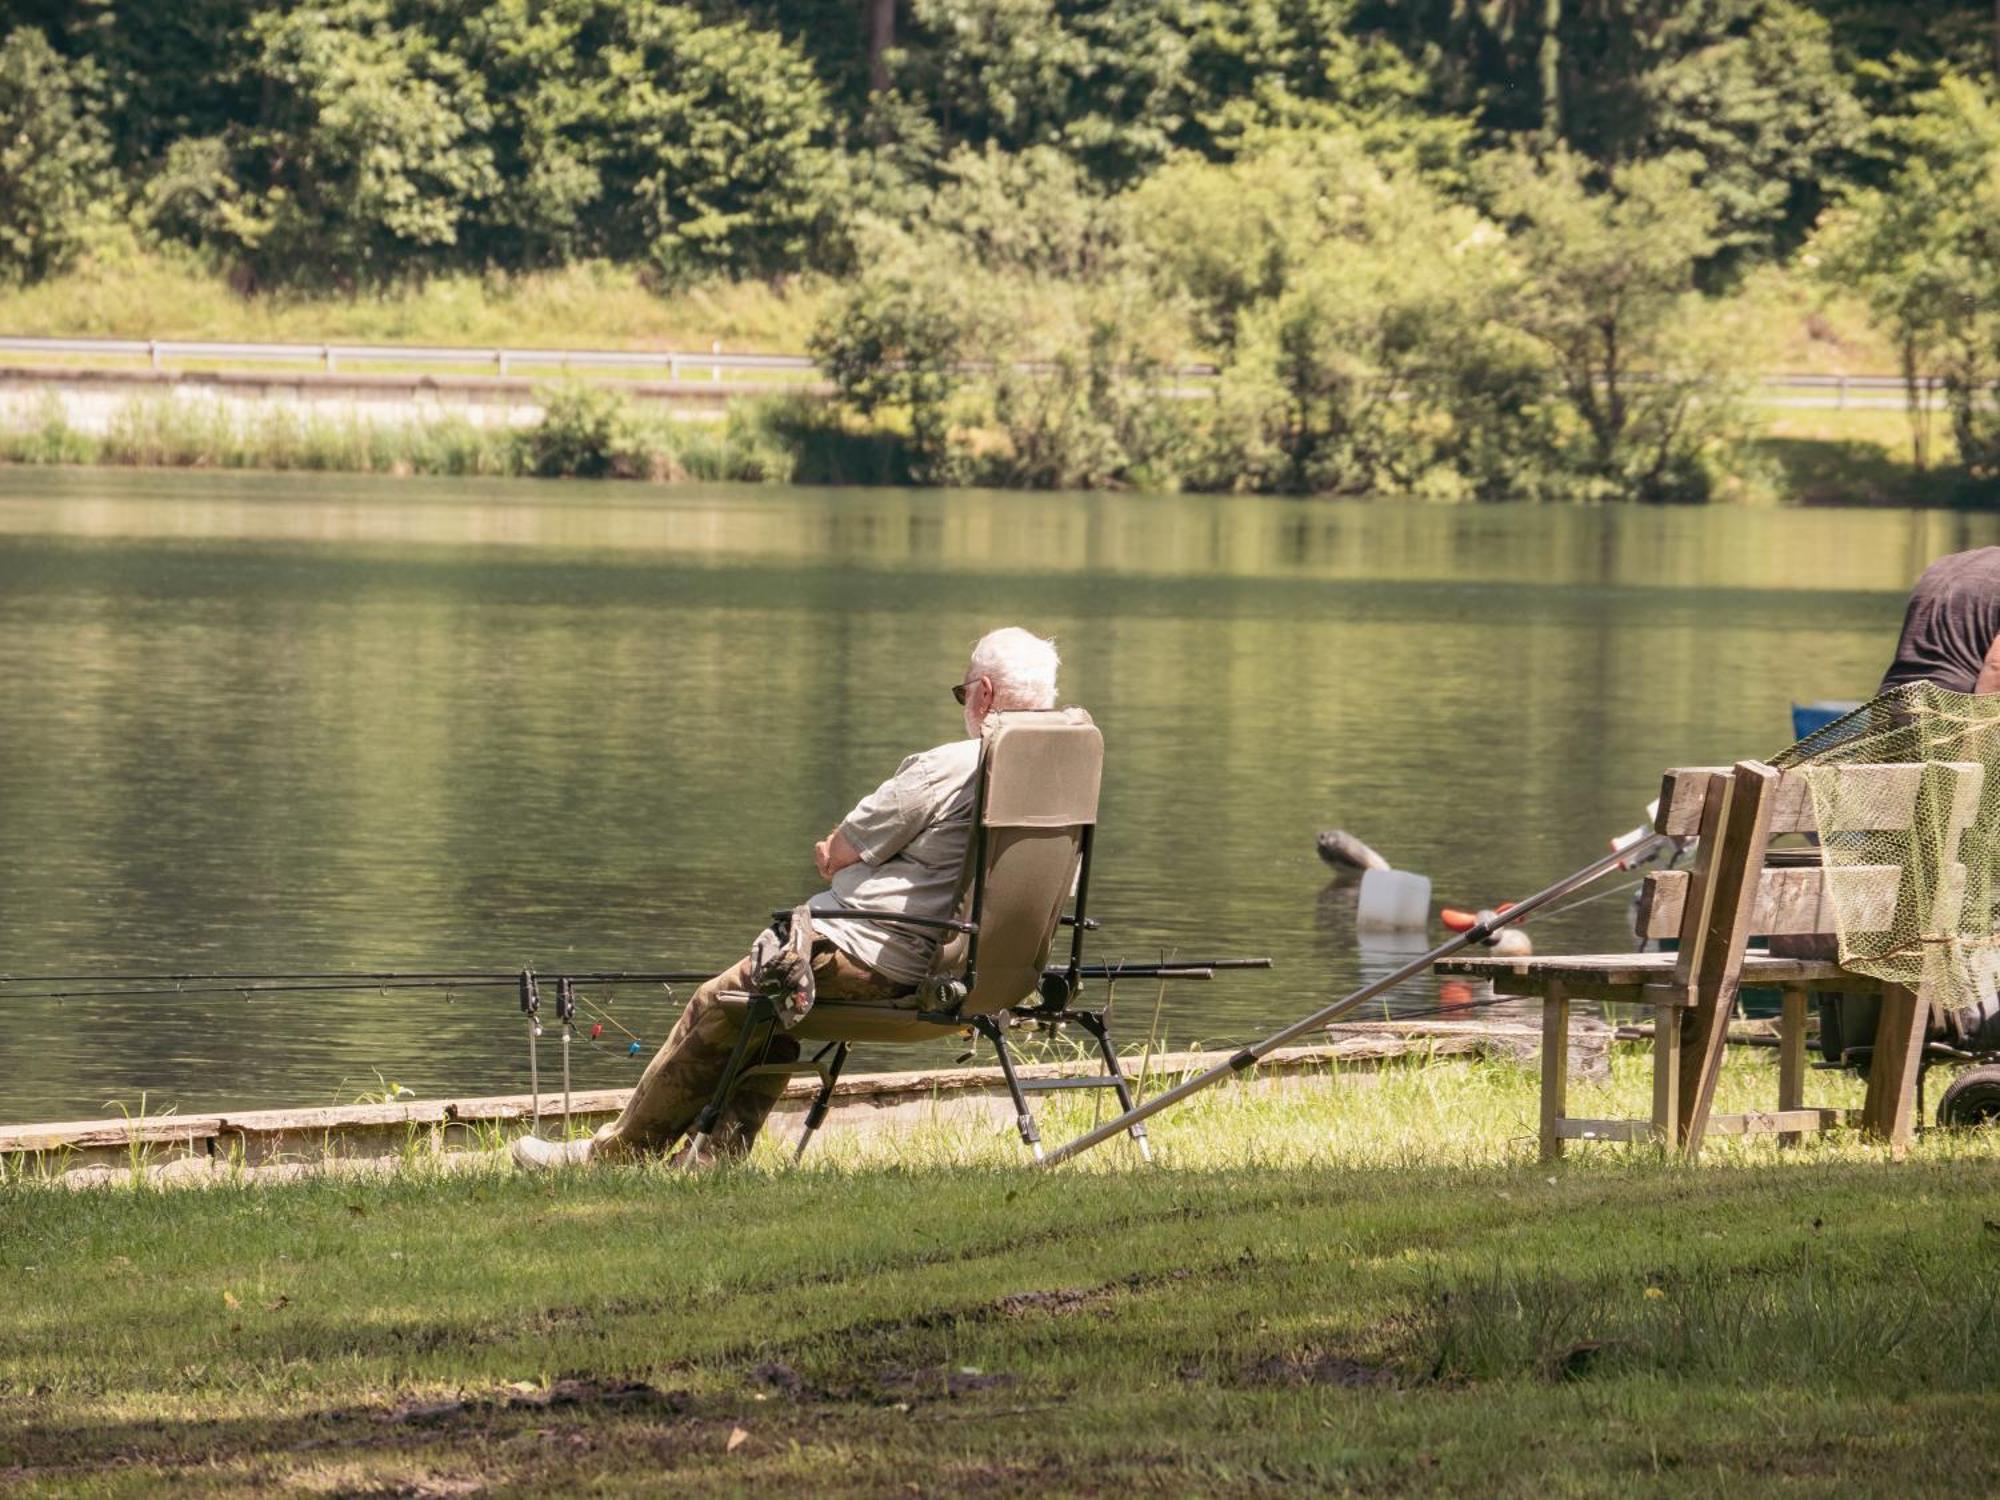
[1438, 758, 1980, 1161]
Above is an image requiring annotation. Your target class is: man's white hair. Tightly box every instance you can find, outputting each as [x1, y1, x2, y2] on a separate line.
[969, 627, 1060, 711]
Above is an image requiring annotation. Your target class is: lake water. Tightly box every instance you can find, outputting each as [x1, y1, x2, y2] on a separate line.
[1, 468, 1991, 1124]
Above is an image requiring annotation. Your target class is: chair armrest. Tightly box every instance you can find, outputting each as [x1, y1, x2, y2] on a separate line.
[773, 906, 979, 936]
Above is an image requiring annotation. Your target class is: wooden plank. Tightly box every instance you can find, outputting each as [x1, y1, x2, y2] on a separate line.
[1859, 983, 1930, 1156]
[1671, 765, 1739, 1002]
[220, 1101, 452, 1134]
[1779, 987, 1809, 1147]
[1555, 1117, 1655, 1142]
[1659, 766, 1795, 836]
[0, 1115, 224, 1154]
[1655, 763, 1981, 838]
[1540, 983, 1569, 1164]
[1706, 1108, 1847, 1136]
[1678, 760, 1780, 1155]
[1637, 864, 1964, 940]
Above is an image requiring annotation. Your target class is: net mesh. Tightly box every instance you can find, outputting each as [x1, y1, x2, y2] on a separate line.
[1774, 682, 2000, 1013]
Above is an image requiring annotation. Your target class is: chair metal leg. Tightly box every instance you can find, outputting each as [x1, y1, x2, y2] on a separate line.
[973, 1014, 1042, 1160]
[792, 1042, 850, 1165]
[685, 1002, 777, 1166]
[1075, 1011, 1151, 1163]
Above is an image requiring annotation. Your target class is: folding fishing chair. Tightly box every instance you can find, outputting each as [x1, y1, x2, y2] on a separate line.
[688, 707, 1155, 1163]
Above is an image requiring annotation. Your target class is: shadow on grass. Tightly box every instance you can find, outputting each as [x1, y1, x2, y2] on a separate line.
[1750, 436, 1986, 507]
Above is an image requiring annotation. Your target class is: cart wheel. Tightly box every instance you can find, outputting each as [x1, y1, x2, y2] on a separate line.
[1935, 1064, 2000, 1128]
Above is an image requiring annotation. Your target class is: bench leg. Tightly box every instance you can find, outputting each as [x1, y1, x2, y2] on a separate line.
[1861, 983, 1928, 1158]
[1540, 984, 1569, 1164]
[1778, 986, 1807, 1148]
[1677, 980, 1742, 1159]
[1651, 1002, 1681, 1146]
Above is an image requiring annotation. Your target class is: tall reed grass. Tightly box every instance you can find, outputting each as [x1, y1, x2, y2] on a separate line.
[0, 389, 801, 484]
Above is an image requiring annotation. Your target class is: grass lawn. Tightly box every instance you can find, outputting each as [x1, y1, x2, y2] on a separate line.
[0, 256, 829, 354]
[3, 1051, 1999, 1497]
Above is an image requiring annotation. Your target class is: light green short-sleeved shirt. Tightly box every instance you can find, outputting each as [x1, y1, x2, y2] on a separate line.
[809, 737, 982, 985]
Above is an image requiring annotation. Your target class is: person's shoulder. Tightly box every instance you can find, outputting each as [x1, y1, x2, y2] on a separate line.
[889, 737, 979, 784]
[1921, 547, 2000, 591]
[909, 736, 981, 771]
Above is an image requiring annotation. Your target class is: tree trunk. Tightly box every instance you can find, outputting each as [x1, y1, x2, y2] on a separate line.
[1539, 0, 1562, 138]
[867, 0, 896, 93]
[1902, 338, 1930, 473]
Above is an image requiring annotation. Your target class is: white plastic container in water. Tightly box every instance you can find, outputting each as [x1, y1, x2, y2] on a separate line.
[1356, 867, 1431, 932]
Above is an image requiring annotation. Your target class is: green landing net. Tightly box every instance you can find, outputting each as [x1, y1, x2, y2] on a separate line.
[1774, 682, 2000, 1016]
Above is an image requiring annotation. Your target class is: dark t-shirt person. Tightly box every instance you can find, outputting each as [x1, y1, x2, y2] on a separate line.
[1880, 548, 2000, 696]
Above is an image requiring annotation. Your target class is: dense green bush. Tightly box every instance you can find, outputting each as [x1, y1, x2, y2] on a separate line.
[983, 317, 1181, 489]
[1132, 134, 1561, 499]
[809, 243, 978, 476]
[0, 29, 116, 285]
[520, 384, 654, 479]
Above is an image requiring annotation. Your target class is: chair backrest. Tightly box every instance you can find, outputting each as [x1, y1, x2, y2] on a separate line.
[1637, 761, 1984, 946]
[952, 707, 1103, 1017]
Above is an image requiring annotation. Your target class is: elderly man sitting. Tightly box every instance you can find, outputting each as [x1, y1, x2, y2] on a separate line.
[514, 626, 1064, 1168]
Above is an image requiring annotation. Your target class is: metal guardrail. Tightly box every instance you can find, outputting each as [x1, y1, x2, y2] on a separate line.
[0, 334, 812, 379]
[0, 335, 1224, 382]
[0, 336, 1973, 410]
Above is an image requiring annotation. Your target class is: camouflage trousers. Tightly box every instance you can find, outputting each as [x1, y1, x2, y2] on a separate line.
[591, 938, 912, 1161]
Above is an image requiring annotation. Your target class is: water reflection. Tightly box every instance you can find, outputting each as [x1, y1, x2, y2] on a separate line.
[0, 468, 1978, 1121]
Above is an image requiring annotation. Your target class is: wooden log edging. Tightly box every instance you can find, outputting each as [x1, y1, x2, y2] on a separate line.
[0, 1021, 1611, 1178]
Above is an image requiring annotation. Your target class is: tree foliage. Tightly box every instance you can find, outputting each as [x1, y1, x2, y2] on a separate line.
[117, 0, 835, 286]
[1150, 137, 1556, 497]
[231, 1, 500, 281]
[889, 0, 1199, 187]
[1814, 78, 2000, 475]
[1634, 3, 1866, 263]
[1488, 148, 1746, 500]
[0, 29, 116, 285]
[809, 236, 977, 473]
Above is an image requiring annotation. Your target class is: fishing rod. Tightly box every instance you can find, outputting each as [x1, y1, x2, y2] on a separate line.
[1036, 830, 1671, 1169]
[0, 961, 1267, 1004]
[0, 969, 718, 986]
[0, 970, 721, 1001]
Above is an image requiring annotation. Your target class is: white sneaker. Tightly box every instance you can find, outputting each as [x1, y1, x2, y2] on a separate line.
[511, 1134, 594, 1170]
